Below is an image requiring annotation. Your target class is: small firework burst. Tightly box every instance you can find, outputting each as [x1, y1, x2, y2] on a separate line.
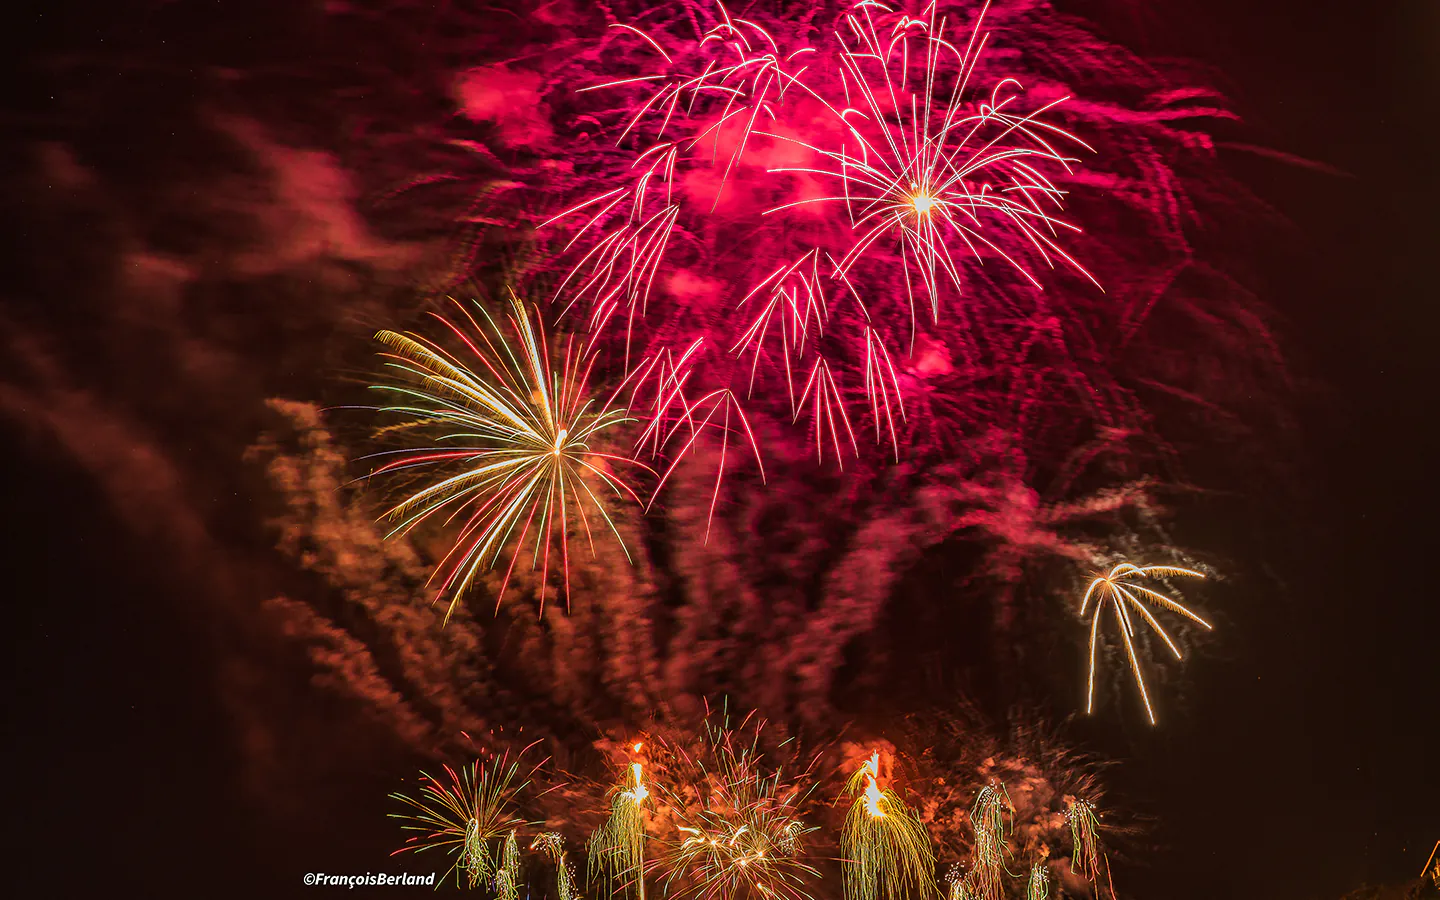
[1062, 797, 1101, 880]
[943, 863, 975, 900]
[532, 832, 582, 900]
[493, 830, 523, 900]
[389, 748, 538, 888]
[367, 291, 649, 620]
[1025, 863, 1049, 900]
[967, 783, 1013, 900]
[657, 712, 820, 900]
[1080, 562, 1211, 725]
[589, 757, 653, 899]
[841, 751, 936, 900]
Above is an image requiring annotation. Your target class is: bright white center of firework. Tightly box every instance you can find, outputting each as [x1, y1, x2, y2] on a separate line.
[553, 428, 568, 455]
[862, 751, 885, 817]
[630, 762, 649, 802]
[864, 777, 885, 818]
[910, 192, 936, 215]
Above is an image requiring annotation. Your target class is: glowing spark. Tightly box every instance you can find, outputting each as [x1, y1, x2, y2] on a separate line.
[841, 750, 935, 900]
[1081, 562, 1210, 725]
[366, 292, 649, 620]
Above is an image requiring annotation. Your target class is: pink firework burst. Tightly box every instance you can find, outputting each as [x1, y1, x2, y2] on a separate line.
[764, 0, 1099, 332]
[518, 0, 1274, 514]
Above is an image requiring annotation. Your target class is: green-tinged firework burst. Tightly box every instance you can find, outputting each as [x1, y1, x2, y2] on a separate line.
[967, 784, 1013, 900]
[532, 832, 582, 900]
[389, 748, 537, 888]
[841, 751, 936, 900]
[493, 830, 522, 900]
[1025, 864, 1049, 900]
[589, 759, 652, 900]
[1063, 798, 1101, 880]
[657, 713, 820, 900]
[368, 291, 648, 621]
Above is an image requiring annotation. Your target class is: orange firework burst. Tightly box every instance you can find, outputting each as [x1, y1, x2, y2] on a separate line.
[656, 712, 820, 900]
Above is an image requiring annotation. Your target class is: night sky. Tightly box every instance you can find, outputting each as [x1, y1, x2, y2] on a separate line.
[3, 1, 1437, 898]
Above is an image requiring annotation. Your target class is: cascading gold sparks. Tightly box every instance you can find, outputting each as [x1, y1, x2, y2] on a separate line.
[841, 752, 935, 900]
[1080, 563, 1211, 725]
[368, 291, 648, 621]
[589, 757, 652, 900]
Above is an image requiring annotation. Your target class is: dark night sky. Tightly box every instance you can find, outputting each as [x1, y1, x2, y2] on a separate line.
[3, 0, 1437, 897]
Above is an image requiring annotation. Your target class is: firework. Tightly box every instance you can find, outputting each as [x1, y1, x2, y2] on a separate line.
[522, 0, 1282, 501]
[731, 251, 831, 408]
[389, 748, 537, 889]
[629, 339, 766, 535]
[1080, 562, 1211, 725]
[494, 830, 523, 900]
[367, 291, 648, 620]
[943, 863, 975, 900]
[581, 2, 813, 197]
[533, 832, 582, 900]
[657, 711, 820, 900]
[1025, 864, 1049, 900]
[589, 757, 652, 900]
[765, 0, 1097, 333]
[967, 783, 1012, 900]
[1062, 797, 1101, 880]
[841, 751, 936, 900]
[542, 148, 681, 354]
